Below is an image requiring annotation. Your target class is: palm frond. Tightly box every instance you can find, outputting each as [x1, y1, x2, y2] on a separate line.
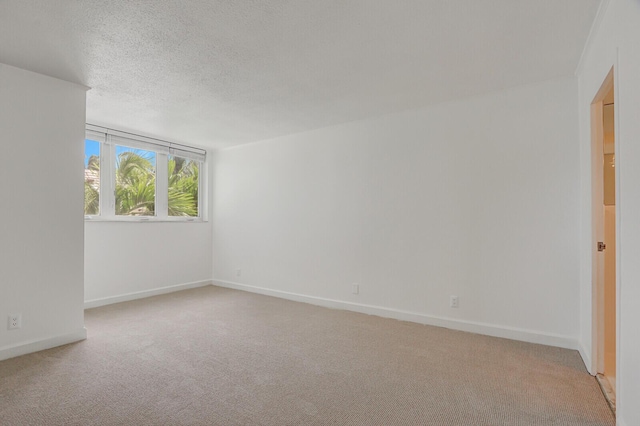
[84, 181, 99, 215]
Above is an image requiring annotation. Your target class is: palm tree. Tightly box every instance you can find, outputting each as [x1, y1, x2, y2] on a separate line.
[84, 154, 100, 215]
[115, 151, 156, 216]
[84, 184, 99, 214]
[85, 150, 199, 217]
[168, 156, 199, 217]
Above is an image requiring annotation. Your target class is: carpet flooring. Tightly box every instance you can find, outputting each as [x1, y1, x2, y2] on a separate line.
[0, 286, 615, 425]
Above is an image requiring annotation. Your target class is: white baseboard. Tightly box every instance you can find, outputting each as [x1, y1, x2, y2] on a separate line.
[85, 280, 212, 309]
[213, 280, 579, 350]
[0, 327, 87, 362]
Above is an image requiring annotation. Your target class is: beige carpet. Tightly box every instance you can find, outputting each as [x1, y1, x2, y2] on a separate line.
[0, 286, 614, 425]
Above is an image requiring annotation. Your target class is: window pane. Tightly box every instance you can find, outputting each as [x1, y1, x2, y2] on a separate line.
[115, 146, 156, 216]
[84, 139, 100, 215]
[168, 156, 199, 217]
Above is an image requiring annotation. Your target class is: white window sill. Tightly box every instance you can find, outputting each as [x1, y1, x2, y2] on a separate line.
[84, 216, 206, 223]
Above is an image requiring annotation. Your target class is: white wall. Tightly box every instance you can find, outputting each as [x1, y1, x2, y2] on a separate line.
[84, 221, 213, 306]
[0, 64, 86, 360]
[84, 160, 214, 306]
[577, 1, 640, 424]
[214, 76, 581, 348]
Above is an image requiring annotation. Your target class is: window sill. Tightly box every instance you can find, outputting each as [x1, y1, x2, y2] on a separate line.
[84, 216, 206, 223]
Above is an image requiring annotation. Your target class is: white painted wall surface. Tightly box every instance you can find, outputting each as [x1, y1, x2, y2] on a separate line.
[0, 64, 86, 360]
[577, 1, 640, 424]
[214, 77, 581, 347]
[84, 160, 213, 306]
[84, 221, 213, 305]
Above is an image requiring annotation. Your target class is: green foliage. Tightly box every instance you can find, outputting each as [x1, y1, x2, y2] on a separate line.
[84, 182, 99, 215]
[84, 151, 199, 217]
[115, 151, 156, 216]
[84, 154, 100, 215]
[168, 156, 199, 217]
[87, 154, 99, 172]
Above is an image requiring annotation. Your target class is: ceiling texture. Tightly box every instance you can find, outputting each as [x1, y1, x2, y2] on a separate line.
[0, 0, 601, 149]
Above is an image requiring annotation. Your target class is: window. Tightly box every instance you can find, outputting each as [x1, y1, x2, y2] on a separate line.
[84, 125, 205, 221]
[168, 156, 199, 217]
[115, 146, 156, 216]
[84, 139, 101, 215]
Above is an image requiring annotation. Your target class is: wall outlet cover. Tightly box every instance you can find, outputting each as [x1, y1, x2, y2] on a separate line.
[8, 314, 22, 330]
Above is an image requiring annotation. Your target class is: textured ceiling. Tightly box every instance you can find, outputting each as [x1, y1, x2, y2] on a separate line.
[0, 0, 601, 148]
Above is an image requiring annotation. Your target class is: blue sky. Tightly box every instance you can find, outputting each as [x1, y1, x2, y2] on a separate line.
[85, 139, 100, 166]
[85, 139, 157, 168]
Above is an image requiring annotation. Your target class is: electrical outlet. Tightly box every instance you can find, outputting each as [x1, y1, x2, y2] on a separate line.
[236, 269, 242, 277]
[8, 314, 21, 330]
[450, 296, 459, 308]
[352, 283, 359, 295]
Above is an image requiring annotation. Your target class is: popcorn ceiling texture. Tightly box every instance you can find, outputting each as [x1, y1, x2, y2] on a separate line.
[0, 1, 600, 148]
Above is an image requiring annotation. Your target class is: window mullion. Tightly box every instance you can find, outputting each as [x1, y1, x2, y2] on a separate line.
[199, 160, 205, 220]
[156, 153, 168, 218]
[104, 139, 116, 217]
[96, 137, 114, 217]
[85, 125, 205, 222]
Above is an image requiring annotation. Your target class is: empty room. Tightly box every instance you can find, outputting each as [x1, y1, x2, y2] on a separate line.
[1, 1, 639, 425]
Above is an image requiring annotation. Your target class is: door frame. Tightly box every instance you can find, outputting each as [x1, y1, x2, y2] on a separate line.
[590, 66, 619, 396]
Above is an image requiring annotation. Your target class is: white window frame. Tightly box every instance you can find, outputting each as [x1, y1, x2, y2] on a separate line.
[84, 124, 206, 222]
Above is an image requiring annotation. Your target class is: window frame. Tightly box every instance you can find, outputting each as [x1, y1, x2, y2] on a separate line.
[84, 125, 206, 222]
[83, 137, 102, 216]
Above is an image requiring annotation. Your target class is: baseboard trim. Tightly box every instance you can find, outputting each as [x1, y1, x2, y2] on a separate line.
[213, 280, 579, 350]
[85, 280, 213, 309]
[0, 327, 87, 362]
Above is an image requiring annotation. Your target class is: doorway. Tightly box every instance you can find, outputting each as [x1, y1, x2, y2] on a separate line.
[591, 68, 616, 412]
